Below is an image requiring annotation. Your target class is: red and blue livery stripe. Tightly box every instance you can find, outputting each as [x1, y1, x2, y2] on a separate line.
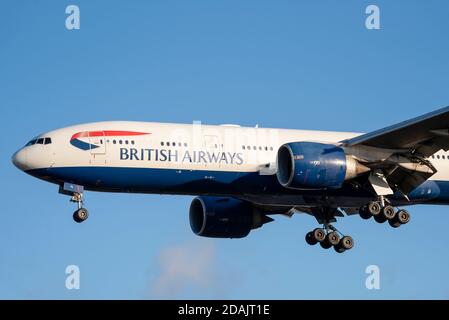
[70, 130, 149, 150]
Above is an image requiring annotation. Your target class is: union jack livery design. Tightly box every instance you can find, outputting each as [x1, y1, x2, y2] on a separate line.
[70, 130, 150, 150]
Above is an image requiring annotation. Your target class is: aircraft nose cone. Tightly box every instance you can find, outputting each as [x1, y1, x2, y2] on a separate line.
[12, 149, 29, 171]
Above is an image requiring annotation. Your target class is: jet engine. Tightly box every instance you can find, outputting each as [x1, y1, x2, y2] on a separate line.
[276, 142, 369, 189]
[189, 196, 273, 238]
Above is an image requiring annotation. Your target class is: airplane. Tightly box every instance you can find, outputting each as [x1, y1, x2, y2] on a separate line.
[11, 106, 449, 253]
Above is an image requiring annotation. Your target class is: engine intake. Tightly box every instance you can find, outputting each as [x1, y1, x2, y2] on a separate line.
[276, 142, 368, 189]
[189, 196, 273, 238]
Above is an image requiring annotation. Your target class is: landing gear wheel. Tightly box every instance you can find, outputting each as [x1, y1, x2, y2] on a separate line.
[320, 239, 333, 249]
[382, 205, 396, 220]
[320, 231, 338, 249]
[312, 228, 326, 242]
[336, 236, 354, 252]
[388, 219, 401, 228]
[359, 207, 372, 220]
[374, 214, 386, 223]
[396, 209, 411, 225]
[327, 232, 340, 246]
[73, 208, 89, 223]
[305, 232, 318, 245]
[367, 201, 381, 216]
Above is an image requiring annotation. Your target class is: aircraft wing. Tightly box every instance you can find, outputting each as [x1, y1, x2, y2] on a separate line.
[343, 105, 449, 154]
[341, 106, 449, 194]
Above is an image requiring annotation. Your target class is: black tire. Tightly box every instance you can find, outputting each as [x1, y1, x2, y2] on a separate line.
[382, 205, 396, 220]
[312, 228, 326, 242]
[359, 207, 372, 220]
[339, 236, 354, 250]
[374, 214, 386, 223]
[320, 239, 332, 249]
[305, 232, 318, 245]
[327, 232, 340, 246]
[397, 209, 411, 225]
[388, 219, 401, 228]
[367, 201, 381, 216]
[334, 245, 346, 253]
[73, 208, 89, 223]
[73, 213, 81, 223]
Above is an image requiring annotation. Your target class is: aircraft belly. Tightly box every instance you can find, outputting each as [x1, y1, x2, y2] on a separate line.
[26, 166, 379, 206]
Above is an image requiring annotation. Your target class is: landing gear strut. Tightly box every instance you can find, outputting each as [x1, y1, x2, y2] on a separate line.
[71, 192, 89, 223]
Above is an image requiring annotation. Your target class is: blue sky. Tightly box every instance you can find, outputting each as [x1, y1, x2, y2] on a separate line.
[1, 0, 449, 299]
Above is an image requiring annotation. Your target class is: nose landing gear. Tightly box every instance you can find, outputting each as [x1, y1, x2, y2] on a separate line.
[71, 192, 89, 223]
[59, 182, 89, 223]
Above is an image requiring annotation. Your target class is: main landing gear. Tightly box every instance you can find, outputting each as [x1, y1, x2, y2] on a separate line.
[305, 207, 354, 253]
[303, 198, 410, 253]
[359, 200, 410, 228]
[305, 224, 354, 253]
[71, 192, 89, 223]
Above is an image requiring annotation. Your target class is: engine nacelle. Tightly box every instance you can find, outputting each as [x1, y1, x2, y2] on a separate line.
[189, 196, 273, 238]
[276, 142, 369, 190]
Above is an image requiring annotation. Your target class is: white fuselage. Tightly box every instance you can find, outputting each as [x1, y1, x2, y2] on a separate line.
[12, 121, 449, 206]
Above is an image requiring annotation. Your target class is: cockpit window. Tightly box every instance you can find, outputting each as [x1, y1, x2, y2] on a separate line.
[25, 137, 52, 147]
[25, 139, 37, 146]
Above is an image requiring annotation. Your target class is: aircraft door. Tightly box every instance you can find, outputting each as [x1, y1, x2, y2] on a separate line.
[89, 131, 106, 165]
[202, 135, 221, 168]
